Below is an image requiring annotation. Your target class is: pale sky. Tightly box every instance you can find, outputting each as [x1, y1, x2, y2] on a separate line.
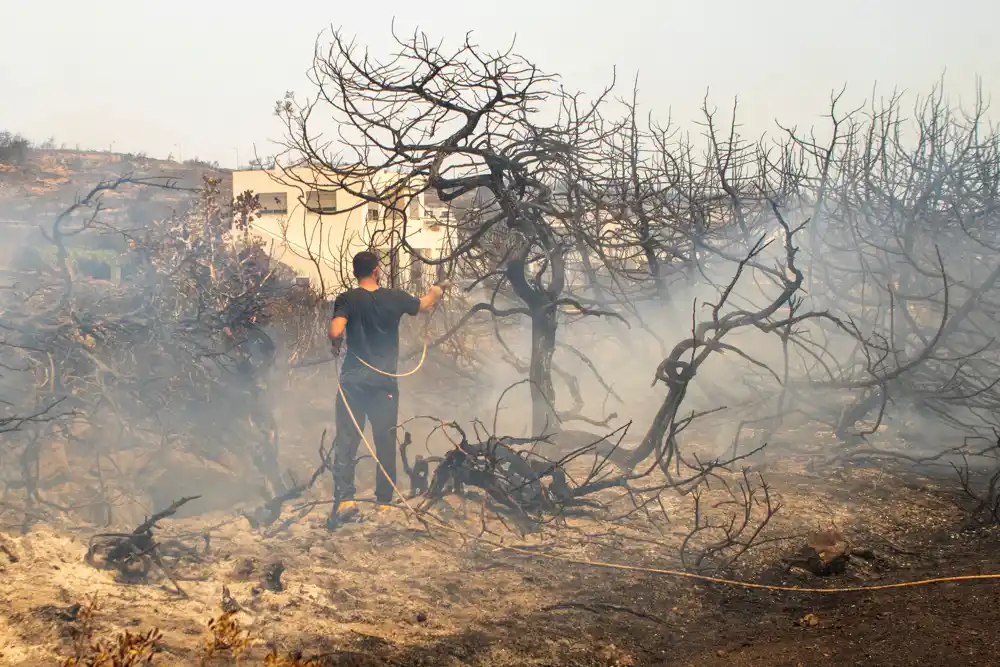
[2, 0, 997, 167]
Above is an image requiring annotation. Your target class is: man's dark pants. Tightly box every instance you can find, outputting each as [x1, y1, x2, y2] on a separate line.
[333, 382, 400, 504]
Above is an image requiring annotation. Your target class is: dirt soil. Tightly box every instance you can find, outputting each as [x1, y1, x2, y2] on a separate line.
[1, 463, 998, 667]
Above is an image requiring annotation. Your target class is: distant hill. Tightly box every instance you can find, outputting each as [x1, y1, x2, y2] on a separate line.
[0, 148, 232, 274]
[0, 148, 231, 228]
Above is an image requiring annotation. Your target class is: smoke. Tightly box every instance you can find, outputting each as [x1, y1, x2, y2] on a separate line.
[454, 186, 1000, 477]
[4, 79, 1000, 531]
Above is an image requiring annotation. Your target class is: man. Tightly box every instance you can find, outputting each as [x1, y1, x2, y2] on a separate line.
[327, 250, 447, 527]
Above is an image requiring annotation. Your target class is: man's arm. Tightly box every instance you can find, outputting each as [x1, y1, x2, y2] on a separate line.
[329, 316, 347, 339]
[329, 294, 348, 355]
[330, 293, 349, 337]
[416, 282, 451, 313]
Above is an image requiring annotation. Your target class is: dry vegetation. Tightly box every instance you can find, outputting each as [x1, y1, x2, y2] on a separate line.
[2, 28, 1000, 667]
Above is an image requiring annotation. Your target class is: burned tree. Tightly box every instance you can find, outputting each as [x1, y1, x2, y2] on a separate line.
[276, 28, 628, 435]
[576, 90, 841, 474]
[263, 30, 876, 571]
[85, 495, 202, 597]
[0, 172, 302, 530]
[777, 84, 1000, 460]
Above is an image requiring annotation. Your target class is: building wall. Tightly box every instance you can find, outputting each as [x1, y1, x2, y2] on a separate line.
[232, 167, 448, 295]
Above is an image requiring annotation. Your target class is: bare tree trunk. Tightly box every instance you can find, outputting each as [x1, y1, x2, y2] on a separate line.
[507, 250, 564, 436]
[575, 239, 608, 305]
[530, 307, 559, 435]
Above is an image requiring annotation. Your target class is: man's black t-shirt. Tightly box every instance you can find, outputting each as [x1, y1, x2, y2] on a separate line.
[332, 287, 421, 390]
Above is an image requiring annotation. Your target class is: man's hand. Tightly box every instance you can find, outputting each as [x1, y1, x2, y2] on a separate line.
[419, 280, 452, 313]
[330, 336, 345, 357]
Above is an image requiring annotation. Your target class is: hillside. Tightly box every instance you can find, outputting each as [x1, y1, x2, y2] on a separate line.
[0, 149, 231, 261]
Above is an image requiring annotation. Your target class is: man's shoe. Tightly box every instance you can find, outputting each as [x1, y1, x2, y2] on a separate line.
[325, 499, 360, 530]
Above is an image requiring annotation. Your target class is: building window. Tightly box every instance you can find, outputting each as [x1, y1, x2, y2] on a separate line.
[408, 196, 421, 220]
[367, 203, 380, 221]
[257, 192, 288, 215]
[305, 190, 338, 214]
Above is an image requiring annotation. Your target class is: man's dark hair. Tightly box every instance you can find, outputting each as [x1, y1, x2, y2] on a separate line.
[352, 251, 379, 279]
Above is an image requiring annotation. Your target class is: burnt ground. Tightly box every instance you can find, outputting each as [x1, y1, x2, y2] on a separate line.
[0, 460, 998, 667]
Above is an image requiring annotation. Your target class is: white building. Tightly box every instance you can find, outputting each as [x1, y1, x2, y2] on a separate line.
[232, 166, 450, 295]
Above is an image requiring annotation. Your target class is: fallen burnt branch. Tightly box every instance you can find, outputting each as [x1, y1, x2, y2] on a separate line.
[398, 417, 631, 532]
[395, 418, 788, 574]
[85, 495, 200, 597]
[395, 376, 781, 560]
[399, 431, 439, 499]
